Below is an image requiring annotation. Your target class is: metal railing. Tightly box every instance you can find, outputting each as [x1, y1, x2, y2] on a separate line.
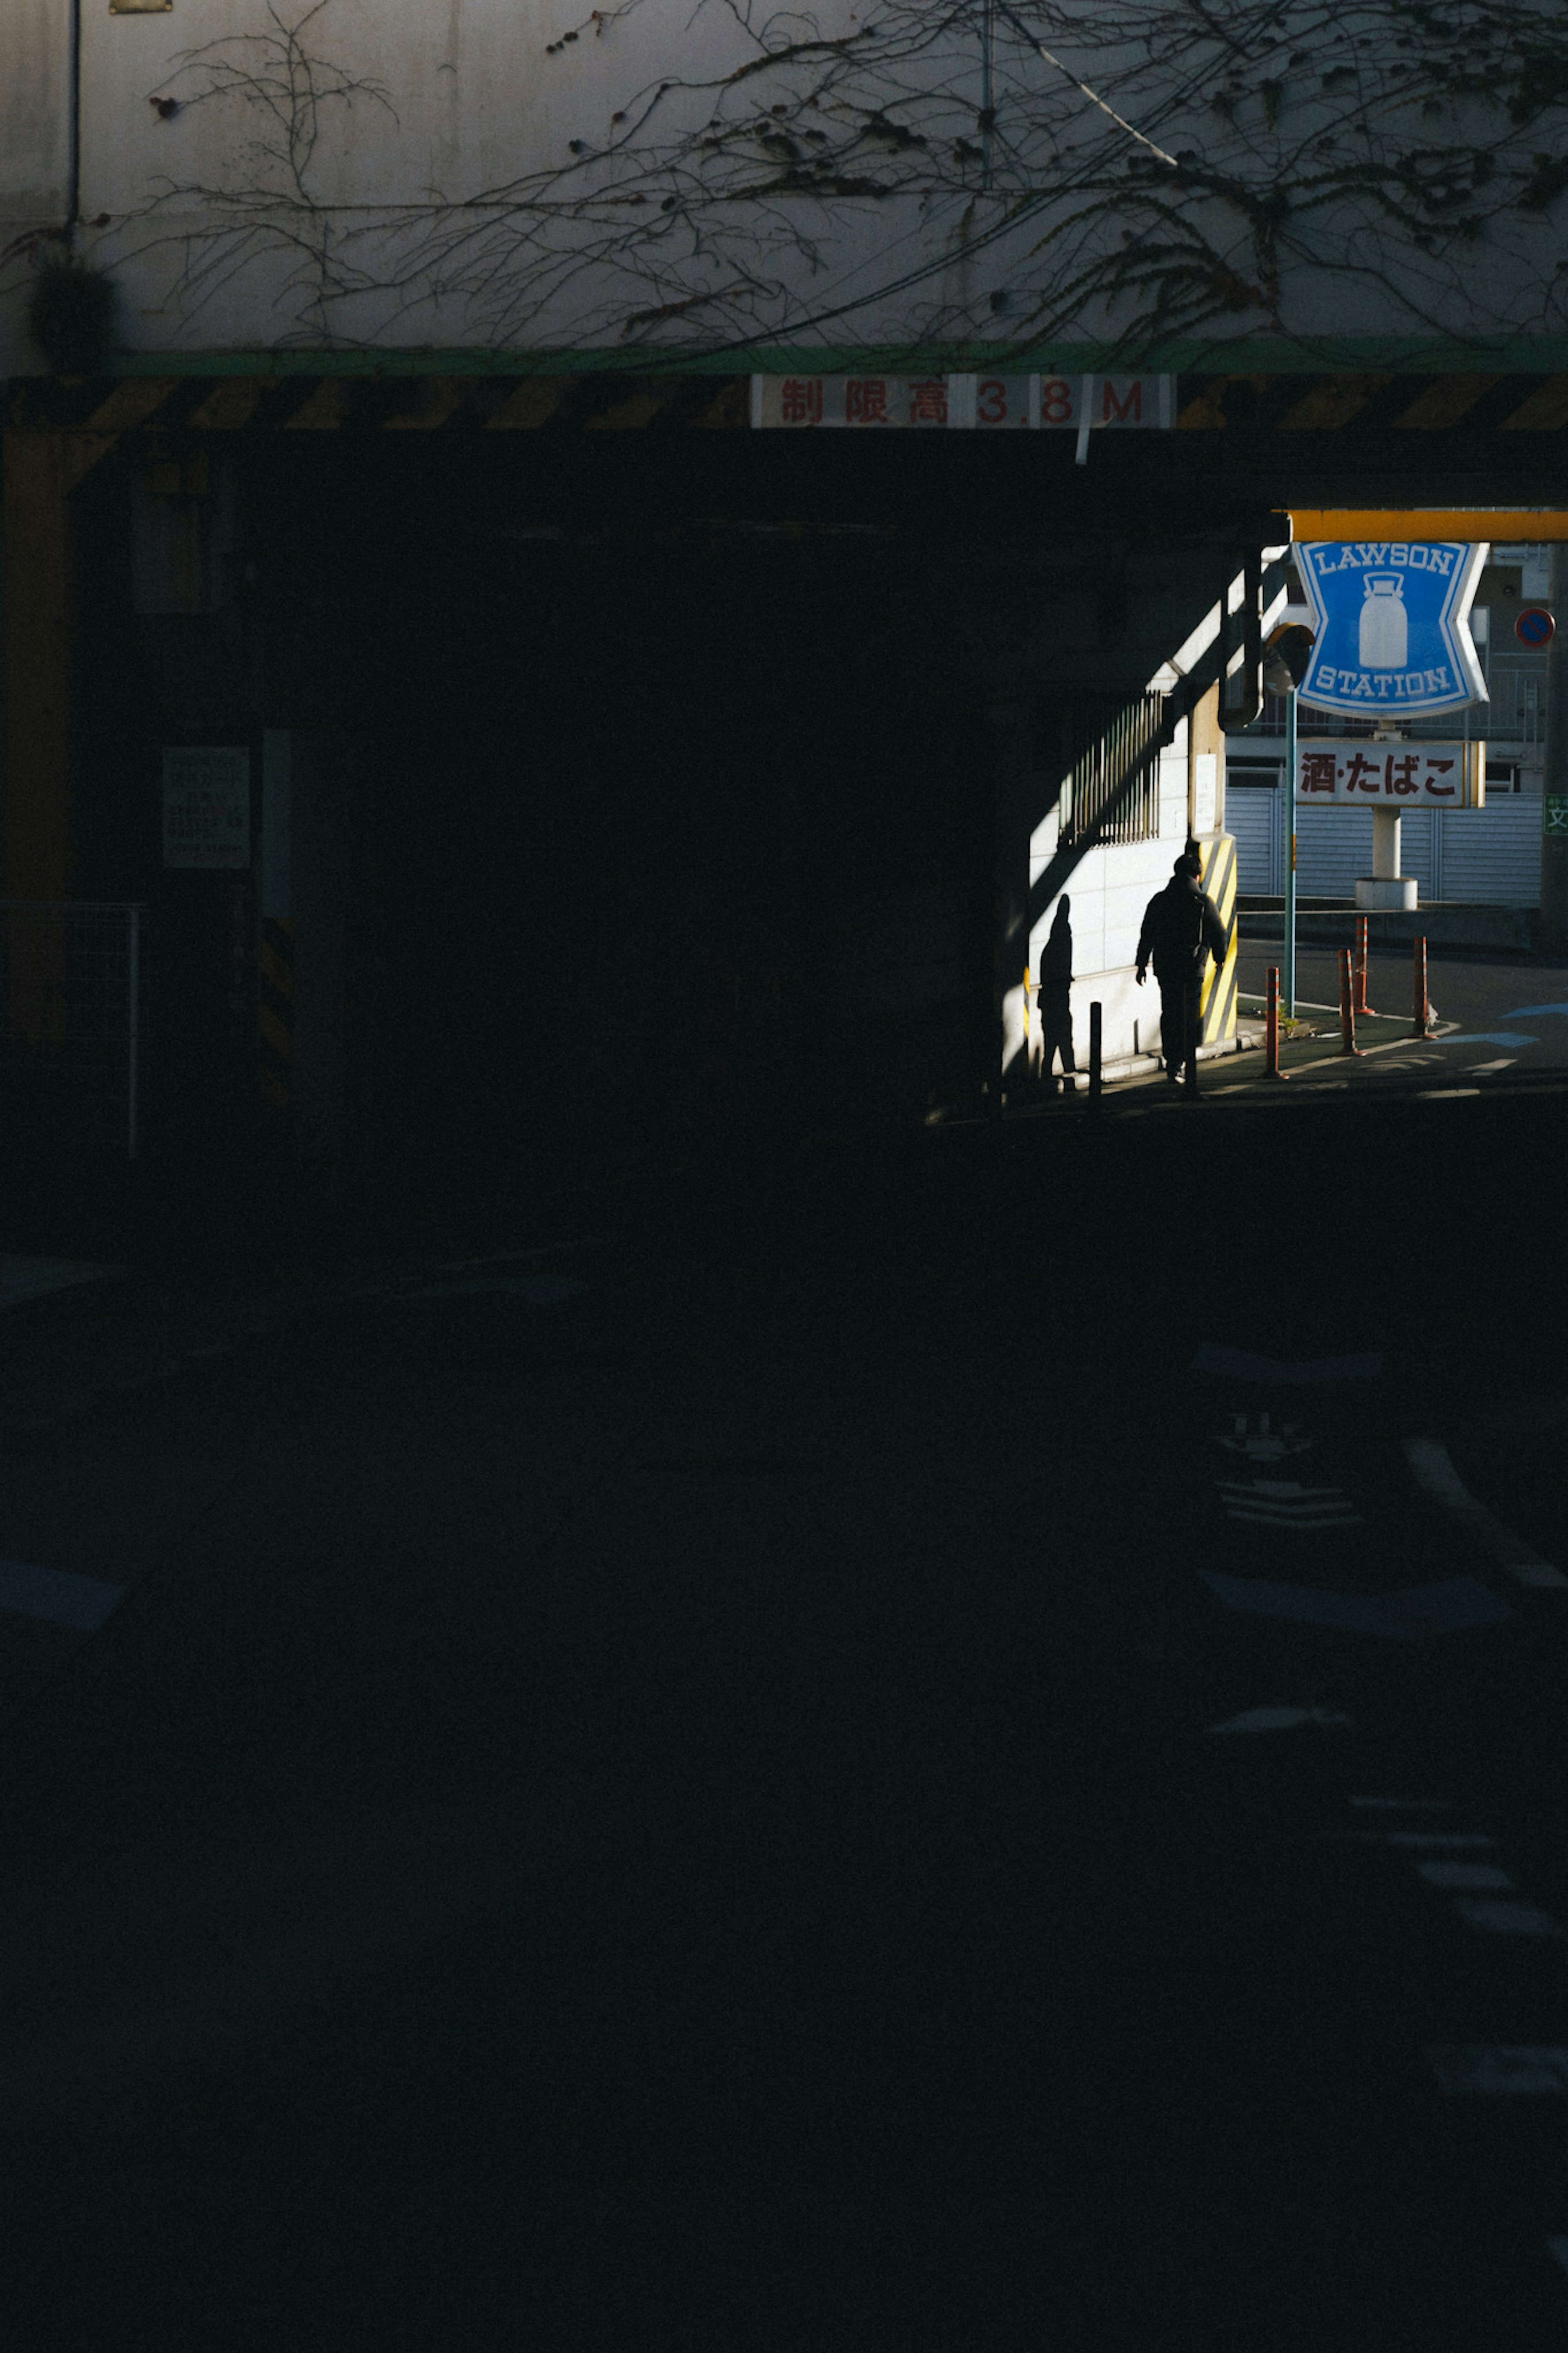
[0, 903, 147, 1159]
[1254, 666, 1546, 748]
[1058, 691, 1167, 847]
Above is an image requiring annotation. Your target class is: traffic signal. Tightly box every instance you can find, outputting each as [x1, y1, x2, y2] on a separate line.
[1263, 622, 1315, 695]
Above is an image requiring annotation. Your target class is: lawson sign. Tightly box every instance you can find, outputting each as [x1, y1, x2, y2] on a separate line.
[1297, 540, 1488, 718]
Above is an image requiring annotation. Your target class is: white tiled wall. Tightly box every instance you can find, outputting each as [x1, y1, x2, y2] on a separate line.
[1022, 720, 1199, 1071]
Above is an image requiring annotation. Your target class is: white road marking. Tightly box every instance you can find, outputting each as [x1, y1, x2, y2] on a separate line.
[1216, 1413, 1314, 1461]
[1404, 1437, 1567, 1587]
[1452, 1899, 1564, 1936]
[1223, 1505, 1361, 1527]
[1383, 1831, 1495, 1848]
[1349, 1796, 1452, 1809]
[1325, 1829, 1495, 1846]
[1218, 1479, 1350, 1497]
[1217, 1476, 1360, 1526]
[1206, 1705, 1351, 1734]
[1416, 1086, 1481, 1098]
[1415, 1861, 1515, 1889]
[1218, 1478, 1352, 1498]
[1428, 2047, 1568, 2094]
[1468, 1059, 1516, 1074]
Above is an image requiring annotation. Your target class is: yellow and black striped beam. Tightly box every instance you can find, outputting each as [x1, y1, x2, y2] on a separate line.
[2, 374, 751, 439]
[1197, 831, 1238, 1046]
[258, 915, 293, 1112]
[1174, 372, 1568, 437]
[9, 370, 1568, 441]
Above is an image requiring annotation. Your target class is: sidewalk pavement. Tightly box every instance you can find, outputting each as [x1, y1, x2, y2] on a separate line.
[1006, 995, 1432, 1117]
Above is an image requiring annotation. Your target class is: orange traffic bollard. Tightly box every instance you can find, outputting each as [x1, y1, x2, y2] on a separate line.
[1352, 915, 1375, 1016]
[1266, 964, 1289, 1079]
[1412, 935, 1429, 1038]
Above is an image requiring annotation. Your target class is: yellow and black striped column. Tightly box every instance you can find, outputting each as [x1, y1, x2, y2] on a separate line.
[258, 915, 293, 1110]
[1197, 832, 1239, 1044]
[259, 725, 292, 1114]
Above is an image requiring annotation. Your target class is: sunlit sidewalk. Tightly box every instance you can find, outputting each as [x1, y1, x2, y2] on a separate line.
[1012, 992, 1492, 1114]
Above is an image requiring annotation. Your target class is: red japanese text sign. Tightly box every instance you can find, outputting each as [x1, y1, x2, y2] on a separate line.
[751, 374, 1174, 429]
[1293, 739, 1484, 807]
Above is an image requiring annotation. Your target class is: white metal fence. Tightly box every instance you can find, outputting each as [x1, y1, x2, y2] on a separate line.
[1058, 692, 1167, 848]
[0, 903, 146, 1158]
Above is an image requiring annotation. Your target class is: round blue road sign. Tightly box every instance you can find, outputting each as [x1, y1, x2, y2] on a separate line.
[1516, 605, 1556, 647]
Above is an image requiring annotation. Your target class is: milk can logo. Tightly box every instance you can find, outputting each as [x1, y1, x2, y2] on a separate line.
[1359, 576, 1407, 668]
[1297, 540, 1488, 718]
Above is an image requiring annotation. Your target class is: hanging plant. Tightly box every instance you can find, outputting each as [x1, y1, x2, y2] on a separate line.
[26, 258, 118, 376]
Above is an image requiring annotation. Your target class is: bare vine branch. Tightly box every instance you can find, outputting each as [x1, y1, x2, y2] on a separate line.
[84, 0, 1568, 362]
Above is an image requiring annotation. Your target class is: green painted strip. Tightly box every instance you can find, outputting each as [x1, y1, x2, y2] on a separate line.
[87, 336, 1568, 379]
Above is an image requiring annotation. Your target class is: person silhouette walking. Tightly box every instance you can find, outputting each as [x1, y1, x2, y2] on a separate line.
[1136, 853, 1228, 1083]
[1036, 897, 1076, 1097]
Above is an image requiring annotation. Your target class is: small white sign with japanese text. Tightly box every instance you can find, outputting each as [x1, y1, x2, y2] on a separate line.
[1293, 739, 1485, 807]
[751, 373, 1174, 429]
[163, 745, 252, 868]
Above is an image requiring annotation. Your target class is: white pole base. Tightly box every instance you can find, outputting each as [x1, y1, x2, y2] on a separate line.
[1354, 877, 1419, 911]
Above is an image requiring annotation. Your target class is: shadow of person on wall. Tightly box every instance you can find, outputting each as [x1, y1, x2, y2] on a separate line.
[1037, 897, 1077, 1099]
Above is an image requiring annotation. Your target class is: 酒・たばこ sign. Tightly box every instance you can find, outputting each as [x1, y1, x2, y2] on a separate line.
[1293, 740, 1484, 807]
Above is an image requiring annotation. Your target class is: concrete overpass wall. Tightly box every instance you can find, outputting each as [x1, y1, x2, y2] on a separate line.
[0, 0, 73, 372]
[2, 0, 1565, 373]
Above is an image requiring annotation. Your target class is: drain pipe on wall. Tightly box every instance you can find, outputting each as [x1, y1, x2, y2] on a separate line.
[67, 0, 82, 246]
[1546, 542, 1568, 953]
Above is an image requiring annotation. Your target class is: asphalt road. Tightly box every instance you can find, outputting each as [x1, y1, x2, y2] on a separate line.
[0, 1088, 1565, 2350]
[1235, 945, 1568, 1084]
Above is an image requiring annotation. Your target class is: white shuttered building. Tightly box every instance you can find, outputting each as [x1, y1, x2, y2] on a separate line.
[1227, 773, 1544, 905]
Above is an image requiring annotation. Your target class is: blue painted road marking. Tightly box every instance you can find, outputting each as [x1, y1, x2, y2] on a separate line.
[1503, 1004, 1568, 1020]
[1200, 1571, 1512, 1638]
[0, 1557, 124, 1631]
[1430, 2048, 1568, 2095]
[1430, 1032, 1537, 1048]
[0, 1256, 118, 1309]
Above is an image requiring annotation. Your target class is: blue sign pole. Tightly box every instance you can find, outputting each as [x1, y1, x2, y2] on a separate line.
[1283, 684, 1297, 1017]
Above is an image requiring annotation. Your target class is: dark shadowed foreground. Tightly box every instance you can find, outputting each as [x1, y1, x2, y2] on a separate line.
[0, 1080, 1563, 2351]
